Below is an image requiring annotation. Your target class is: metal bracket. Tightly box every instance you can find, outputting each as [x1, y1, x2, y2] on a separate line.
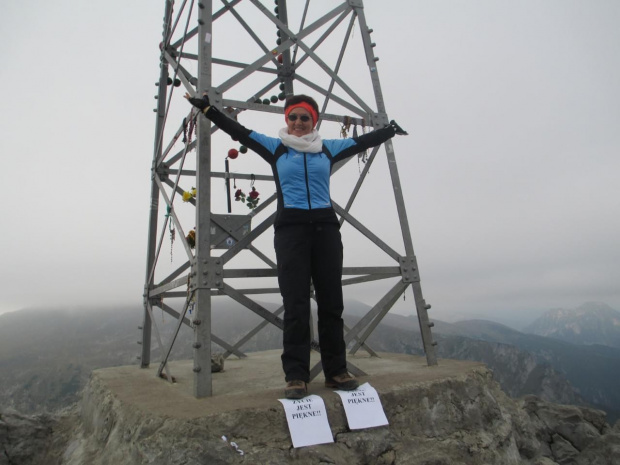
[191, 258, 224, 290]
[372, 112, 390, 128]
[277, 69, 295, 82]
[210, 88, 223, 108]
[399, 256, 419, 283]
[156, 164, 170, 181]
[347, 0, 364, 8]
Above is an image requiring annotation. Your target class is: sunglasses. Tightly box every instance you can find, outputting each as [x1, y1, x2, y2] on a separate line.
[287, 114, 312, 122]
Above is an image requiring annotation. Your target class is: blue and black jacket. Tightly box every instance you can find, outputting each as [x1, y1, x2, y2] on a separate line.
[205, 107, 396, 228]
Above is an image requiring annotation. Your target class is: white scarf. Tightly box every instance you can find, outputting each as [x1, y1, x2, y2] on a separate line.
[278, 127, 323, 153]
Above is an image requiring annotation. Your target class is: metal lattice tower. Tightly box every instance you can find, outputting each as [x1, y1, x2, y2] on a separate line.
[141, 0, 437, 398]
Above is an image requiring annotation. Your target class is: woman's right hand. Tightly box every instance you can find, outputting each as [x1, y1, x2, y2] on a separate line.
[184, 92, 210, 112]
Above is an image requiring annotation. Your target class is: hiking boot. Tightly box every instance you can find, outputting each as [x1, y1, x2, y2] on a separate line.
[284, 380, 308, 399]
[325, 372, 359, 391]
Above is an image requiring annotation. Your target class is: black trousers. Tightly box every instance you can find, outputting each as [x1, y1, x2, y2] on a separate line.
[274, 222, 347, 382]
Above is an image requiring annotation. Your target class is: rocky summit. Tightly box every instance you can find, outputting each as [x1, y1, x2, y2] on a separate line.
[2, 351, 619, 465]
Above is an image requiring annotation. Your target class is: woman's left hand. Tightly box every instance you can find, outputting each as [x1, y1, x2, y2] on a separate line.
[390, 120, 408, 136]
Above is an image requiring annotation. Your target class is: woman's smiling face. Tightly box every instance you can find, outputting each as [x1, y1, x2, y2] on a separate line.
[286, 108, 313, 137]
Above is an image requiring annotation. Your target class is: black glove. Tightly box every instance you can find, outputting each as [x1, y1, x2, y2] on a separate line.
[390, 120, 408, 136]
[184, 92, 211, 113]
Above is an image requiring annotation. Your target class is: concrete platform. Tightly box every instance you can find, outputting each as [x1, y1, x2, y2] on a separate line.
[94, 350, 485, 419]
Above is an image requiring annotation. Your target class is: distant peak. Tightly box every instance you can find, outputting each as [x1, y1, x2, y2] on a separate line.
[576, 301, 616, 313]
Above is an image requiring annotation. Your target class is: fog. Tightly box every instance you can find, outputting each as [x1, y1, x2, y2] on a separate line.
[1, 1, 619, 328]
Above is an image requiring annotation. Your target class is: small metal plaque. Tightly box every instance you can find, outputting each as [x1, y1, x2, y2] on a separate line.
[210, 214, 252, 249]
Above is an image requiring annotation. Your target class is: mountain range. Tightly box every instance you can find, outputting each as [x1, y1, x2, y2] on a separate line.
[1, 301, 619, 423]
[524, 301, 620, 348]
[378, 313, 620, 419]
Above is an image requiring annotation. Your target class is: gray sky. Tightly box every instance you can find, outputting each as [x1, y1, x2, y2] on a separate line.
[1, 1, 619, 327]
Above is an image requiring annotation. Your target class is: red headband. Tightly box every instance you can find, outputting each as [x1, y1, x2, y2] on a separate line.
[284, 102, 319, 127]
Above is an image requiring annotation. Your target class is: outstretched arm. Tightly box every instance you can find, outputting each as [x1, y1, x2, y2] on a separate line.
[185, 93, 252, 143]
[185, 93, 275, 160]
[354, 120, 408, 147]
[329, 120, 408, 163]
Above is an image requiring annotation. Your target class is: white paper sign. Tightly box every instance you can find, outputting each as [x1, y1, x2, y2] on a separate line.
[278, 395, 334, 448]
[334, 383, 389, 430]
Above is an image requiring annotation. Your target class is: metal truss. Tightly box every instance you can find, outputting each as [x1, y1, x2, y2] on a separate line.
[141, 0, 438, 398]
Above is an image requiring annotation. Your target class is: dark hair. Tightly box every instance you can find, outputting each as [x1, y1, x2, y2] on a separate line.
[284, 94, 319, 116]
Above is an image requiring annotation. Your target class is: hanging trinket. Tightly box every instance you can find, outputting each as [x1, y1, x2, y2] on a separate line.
[234, 187, 260, 209]
[169, 222, 175, 262]
[186, 229, 196, 249]
[341, 115, 352, 138]
[182, 187, 197, 202]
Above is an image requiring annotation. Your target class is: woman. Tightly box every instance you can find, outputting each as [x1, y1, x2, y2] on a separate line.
[186, 92, 407, 399]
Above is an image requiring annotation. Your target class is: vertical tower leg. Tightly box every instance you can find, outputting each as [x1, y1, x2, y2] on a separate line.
[192, 0, 214, 397]
[141, 0, 175, 368]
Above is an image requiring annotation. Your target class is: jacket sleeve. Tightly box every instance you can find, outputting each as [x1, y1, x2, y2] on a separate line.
[203, 106, 275, 162]
[327, 125, 396, 163]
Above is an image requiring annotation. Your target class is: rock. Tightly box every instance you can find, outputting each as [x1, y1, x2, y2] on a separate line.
[519, 394, 611, 464]
[211, 353, 225, 373]
[575, 429, 620, 465]
[550, 433, 580, 464]
[0, 407, 76, 465]
[3, 354, 620, 465]
[56, 367, 560, 464]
